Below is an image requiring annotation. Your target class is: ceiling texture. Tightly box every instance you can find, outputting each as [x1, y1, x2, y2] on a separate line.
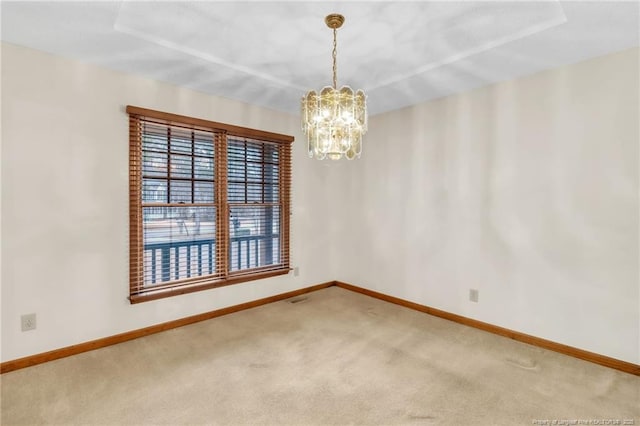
[1, 1, 638, 116]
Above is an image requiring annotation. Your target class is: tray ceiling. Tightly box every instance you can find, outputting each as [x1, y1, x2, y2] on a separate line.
[1, 1, 638, 115]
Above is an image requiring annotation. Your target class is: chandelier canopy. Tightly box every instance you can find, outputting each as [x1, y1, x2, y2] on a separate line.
[301, 14, 368, 160]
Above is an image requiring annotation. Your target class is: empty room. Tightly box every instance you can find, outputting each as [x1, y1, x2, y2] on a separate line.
[1, 1, 639, 425]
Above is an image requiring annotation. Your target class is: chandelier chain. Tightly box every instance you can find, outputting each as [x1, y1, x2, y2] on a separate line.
[332, 28, 337, 89]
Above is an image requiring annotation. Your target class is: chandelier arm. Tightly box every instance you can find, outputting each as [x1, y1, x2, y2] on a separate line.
[332, 28, 337, 89]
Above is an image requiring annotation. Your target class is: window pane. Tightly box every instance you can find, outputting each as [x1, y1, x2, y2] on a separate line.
[170, 129, 192, 154]
[169, 180, 192, 203]
[194, 157, 214, 180]
[245, 143, 262, 162]
[194, 181, 214, 203]
[229, 205, 280, 272]
[143, 178, 167, 203]
[143, 206, 216, 286]
[142, 133, 168, 152]
[247, 183, 263, 202]
[264, 183, 278, 202]
[246, 161, 262, 182]
[143, 151, 167, 177]
[170, 154, 192, 178]
[228, 183, 244, 203]
[264, 163, 278, 183]
[194, 139, 214, 158]
[228, 160, 245, 180]
[227, 144, 245, 162]
[265, 147, 279, 164]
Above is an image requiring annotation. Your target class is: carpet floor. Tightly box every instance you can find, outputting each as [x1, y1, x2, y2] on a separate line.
[1, 286, 638, 425]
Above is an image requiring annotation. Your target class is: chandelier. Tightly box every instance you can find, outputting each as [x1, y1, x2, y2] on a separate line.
[301, 14, 368, 160]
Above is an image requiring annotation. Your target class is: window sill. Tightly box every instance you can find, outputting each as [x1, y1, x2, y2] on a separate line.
[129, 268, 290, 304]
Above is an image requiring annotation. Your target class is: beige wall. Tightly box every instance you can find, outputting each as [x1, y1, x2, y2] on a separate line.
[2, 42, 638, 365]
[332, 48, 639, 364]
[0, 42, 336, 362]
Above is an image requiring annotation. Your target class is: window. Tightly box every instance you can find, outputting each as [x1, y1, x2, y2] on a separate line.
[128, 106, 292, 303]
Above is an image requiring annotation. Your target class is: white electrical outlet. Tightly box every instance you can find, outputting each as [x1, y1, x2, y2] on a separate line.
[21, 313, 37, 332]
[293, 267, 300, 277]
[469, 289, 479, 303]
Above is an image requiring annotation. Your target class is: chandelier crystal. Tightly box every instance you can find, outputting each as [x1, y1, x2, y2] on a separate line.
[301, 14, 368, 160]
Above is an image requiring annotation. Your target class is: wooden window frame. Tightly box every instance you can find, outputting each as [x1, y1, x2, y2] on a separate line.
[128, 106, 293, 304]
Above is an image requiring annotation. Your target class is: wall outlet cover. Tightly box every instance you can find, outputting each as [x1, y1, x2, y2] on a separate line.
[21, 313, 37, 331]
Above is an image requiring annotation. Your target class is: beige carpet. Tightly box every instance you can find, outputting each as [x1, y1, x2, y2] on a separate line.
[1, 287, 638, 425]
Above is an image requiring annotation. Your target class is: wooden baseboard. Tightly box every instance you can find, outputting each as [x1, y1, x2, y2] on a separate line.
[0, 281, 334, 374]
[4, 280, 638, 376]
[335, 281, 640, 376]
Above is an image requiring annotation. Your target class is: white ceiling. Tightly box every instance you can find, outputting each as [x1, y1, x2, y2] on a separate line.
[1, 1, 638, 116]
